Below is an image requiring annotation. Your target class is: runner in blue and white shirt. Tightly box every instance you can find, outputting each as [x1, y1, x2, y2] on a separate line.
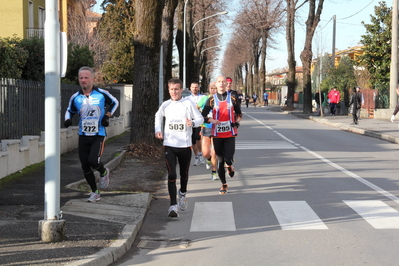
[64, 66, 119, 202]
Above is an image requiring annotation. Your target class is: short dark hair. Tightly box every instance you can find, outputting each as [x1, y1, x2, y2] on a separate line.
[168, 78, 182, 88]
[78, 66, 95, 77]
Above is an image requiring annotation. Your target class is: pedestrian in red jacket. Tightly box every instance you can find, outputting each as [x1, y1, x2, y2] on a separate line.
[328, 87, 340, 116]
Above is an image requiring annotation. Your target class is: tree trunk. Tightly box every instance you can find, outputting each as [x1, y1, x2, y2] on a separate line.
[260, 35, 267, 92]
[131, 0, 165, 145]
[253, 40, 260, 94]
[248, 61, 254, 95]
[244, 63, 249, 95]
[285, 0, 296, 108]
[162, 0, 179, 101]
[176, 0, 184, 82]
[300, 0, 324, 114]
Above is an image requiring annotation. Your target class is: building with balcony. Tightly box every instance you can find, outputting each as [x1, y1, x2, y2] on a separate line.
[0, 1, 46, 39]
[266, 66, 303, 90]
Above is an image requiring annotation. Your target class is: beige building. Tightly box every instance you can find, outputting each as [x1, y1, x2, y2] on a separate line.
[0, 0, 46, 39]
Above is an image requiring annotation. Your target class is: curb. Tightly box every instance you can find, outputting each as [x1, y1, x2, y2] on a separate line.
[64, 149, 152, 266]
[65, 149, 127, 191]
[65, 193, 152, 266]
[295, 113, 399, 145]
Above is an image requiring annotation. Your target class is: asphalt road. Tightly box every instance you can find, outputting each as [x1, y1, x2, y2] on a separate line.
[112, 107, 399, 266]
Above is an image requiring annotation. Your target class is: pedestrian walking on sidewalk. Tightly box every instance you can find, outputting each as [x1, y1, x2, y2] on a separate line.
[201, 76, 242, 194]
[349, 87, 361, 125]
[64, 66, 119, 202]
[155, 78, 204, 218]
[328, 87, 340, 116]
[355, 86, 364, 119]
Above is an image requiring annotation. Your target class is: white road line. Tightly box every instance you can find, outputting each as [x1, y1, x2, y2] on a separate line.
[244, 113, 399, 205]
[236, 140, 298, 150]
[270, 201, 328, 230]
[190, 202, 236, 232]
[344, 200, 399, 229]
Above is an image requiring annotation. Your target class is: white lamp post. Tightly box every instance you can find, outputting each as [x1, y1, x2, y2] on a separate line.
[192, 11, 228, 30]
[196, 33, 223, 47]
[200, 45, 222, 55]
[183, 6, 228, 89]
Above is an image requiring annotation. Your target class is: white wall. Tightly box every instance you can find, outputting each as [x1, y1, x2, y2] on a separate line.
[0, 117, 125, 180]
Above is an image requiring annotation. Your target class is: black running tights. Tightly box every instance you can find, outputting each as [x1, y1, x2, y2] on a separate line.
[164, 146, 192, 205]
[212, 137, 235, 184]
[78, 135, 106, 192]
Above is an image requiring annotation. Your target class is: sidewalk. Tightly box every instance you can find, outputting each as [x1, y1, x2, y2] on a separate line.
[288, 108, 399, 144]
[1, 108, 399, 266]
[0, 130, 152, 266]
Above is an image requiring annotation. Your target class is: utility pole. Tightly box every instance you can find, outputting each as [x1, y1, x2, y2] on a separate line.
[331, 15, 336, 67]
[390, 0, 398, 109]
[39, 0, 65, 242]
[319, 56, 324, 116]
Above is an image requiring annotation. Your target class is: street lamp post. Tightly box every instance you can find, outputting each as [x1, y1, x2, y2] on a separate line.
[183, 6, 228, 89]
[196, 33, 223, 47]
[200, 45, 222, 55]
[192, 11, 228, 30]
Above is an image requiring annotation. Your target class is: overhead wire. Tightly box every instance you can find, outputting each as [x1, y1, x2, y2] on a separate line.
[312, 0, 376, 35]
[337, 0, 375, 20]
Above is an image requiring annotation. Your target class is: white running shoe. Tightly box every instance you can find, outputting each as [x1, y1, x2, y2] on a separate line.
[87, 191, 100, 202]
[177, 189, 187, 211]
[193, 157, 200, 166]
[199, 155, 205, 165]
[205, 159, 211, 169]
[211, 172, 219, 181]
[99, 167, 110, 189]
[168, 205, 179, 218]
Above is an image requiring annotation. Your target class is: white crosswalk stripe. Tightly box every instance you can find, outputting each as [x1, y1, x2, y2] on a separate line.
[236, 140, 298, 150]
[190, 202, 236, 232]
[190, 200, 399, 232]
[344, 200, 399, 229]
[189, 200, 399, 232]
[270, 201, 328, 230]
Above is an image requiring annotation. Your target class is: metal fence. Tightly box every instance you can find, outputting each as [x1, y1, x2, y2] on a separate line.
[0, 78, 120, 140]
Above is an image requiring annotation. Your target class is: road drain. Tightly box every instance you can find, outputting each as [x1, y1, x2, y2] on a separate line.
[137, 239, 190, 249]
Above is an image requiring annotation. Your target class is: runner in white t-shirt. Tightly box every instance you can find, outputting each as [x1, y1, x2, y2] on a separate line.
[155, 79, 204, 218]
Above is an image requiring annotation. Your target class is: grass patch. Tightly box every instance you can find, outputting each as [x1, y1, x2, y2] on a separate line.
[0, 162, 44, 186]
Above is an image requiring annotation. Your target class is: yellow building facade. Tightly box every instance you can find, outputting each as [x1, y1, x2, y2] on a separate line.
[0, 0, 46, 39]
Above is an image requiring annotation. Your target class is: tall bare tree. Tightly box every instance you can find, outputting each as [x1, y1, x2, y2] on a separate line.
[222, 0, 283, 95]
[299, 0, 324, 113]
[131, 0, 165, 145]
[285, 0, 307, 108]
[161, 0, 179, 100]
